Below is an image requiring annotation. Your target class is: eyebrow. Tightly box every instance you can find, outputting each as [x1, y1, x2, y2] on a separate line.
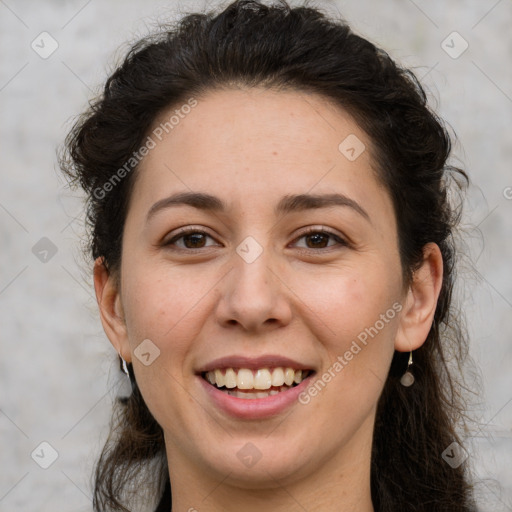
[146, 191, 371, 223]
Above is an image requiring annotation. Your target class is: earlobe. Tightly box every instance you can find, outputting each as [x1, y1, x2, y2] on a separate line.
[394, 243, 444, 352]
[93, 257, 131, 362]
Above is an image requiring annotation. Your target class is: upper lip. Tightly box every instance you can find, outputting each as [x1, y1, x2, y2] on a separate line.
[196, 354, 315, 373]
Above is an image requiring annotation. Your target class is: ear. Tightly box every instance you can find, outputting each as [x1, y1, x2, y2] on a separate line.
[395, 242, 444, 352]
[93, 257, 131, 363]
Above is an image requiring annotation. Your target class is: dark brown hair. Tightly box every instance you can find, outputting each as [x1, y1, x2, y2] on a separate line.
[59, 1, 479, 510]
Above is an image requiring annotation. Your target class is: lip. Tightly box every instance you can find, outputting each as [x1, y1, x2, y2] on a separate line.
[196, 354, 314, 373]
[198, 371, 315, 419]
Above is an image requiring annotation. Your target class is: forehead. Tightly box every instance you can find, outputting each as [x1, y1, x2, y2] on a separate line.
[147, 87, 369, 165]
[128, 87, 394, 228]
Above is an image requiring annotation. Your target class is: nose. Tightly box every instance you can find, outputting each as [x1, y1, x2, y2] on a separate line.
[214, 245, 293, 333]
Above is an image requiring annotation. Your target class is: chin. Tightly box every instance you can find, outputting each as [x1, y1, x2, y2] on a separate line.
[196, 433, 321, 489]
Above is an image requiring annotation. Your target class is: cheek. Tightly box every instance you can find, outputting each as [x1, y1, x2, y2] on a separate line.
[296, 270, 399, 424]
[292, 261, 400, 400]
[122, 262, 211, 347]
[120, 265, 211, 426]
[290, 261, 400, 344]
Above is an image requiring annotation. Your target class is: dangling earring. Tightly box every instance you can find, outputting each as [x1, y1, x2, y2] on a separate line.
[400, 350, 415, 387]
[119, 353, 130, 378]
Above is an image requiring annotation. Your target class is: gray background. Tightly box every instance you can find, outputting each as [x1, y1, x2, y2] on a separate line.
[0, 0, 511, 511]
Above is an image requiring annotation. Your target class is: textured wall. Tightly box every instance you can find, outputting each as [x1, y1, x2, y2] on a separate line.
[0, 1, 511, 511]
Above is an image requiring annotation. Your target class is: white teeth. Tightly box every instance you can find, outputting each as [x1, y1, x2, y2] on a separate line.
[271, 367, 285, 387]
[214, 369, 225, 388]
[204, 367, 310, 391]
[254, 368, 272, 389]
[237, 369, 254, 389]
[224, 368, 237, 389]
[226, 386, 292, 399]
[284, 368, 295, 386]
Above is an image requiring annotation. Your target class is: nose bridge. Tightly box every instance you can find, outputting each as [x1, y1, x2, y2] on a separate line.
[215, 235, 291, 330]
[236, 242, 274, 300]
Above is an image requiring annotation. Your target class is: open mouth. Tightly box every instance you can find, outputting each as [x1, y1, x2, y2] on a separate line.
[201, 367, 314, 399]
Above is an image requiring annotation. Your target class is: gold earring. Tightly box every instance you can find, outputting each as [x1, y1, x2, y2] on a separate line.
[400, 351, 415, 387]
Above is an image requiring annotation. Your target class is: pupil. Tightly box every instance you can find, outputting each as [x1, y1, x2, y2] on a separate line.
[185, 233, 205, 248]
[308, 233, 327, 248]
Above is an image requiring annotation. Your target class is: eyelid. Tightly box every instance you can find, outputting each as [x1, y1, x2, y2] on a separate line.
[162, 226, 219, 247]
[163, 225, 349, 252]
[290, 226, 349, 249]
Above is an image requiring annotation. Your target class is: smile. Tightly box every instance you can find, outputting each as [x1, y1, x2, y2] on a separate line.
[202, 367, 313, 399]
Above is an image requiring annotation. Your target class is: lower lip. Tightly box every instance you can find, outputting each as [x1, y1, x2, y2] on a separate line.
[198, 374, 314, 420]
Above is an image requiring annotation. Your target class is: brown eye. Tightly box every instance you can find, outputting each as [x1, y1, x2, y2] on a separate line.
[292, 229, 347, 251]
[164, 229, 218, 250]
[304, 232, 330, 249]
[180, 232, 208, 249]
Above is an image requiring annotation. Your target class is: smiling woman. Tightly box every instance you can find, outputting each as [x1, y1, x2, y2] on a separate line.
[59, 1, 479, 511]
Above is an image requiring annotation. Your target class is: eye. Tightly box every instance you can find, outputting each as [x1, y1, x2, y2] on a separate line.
[163, 228, 219, 250]
[291, 228, 348, 251]
[163, 226, 348, 252]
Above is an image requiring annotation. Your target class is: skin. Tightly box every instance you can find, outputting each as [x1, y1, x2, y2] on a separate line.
[94, 87, 443, 512]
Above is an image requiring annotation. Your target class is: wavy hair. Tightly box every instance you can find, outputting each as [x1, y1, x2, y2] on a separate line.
[59, 1, 479, 510]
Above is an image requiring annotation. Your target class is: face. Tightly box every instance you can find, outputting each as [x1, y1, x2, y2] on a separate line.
[97, 87, 439, 496]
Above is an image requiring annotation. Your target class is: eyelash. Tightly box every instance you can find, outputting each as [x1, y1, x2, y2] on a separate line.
[163, 226, 348, 253]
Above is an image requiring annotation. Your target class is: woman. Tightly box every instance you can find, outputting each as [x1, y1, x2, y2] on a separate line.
[59, 0, 478, 510]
